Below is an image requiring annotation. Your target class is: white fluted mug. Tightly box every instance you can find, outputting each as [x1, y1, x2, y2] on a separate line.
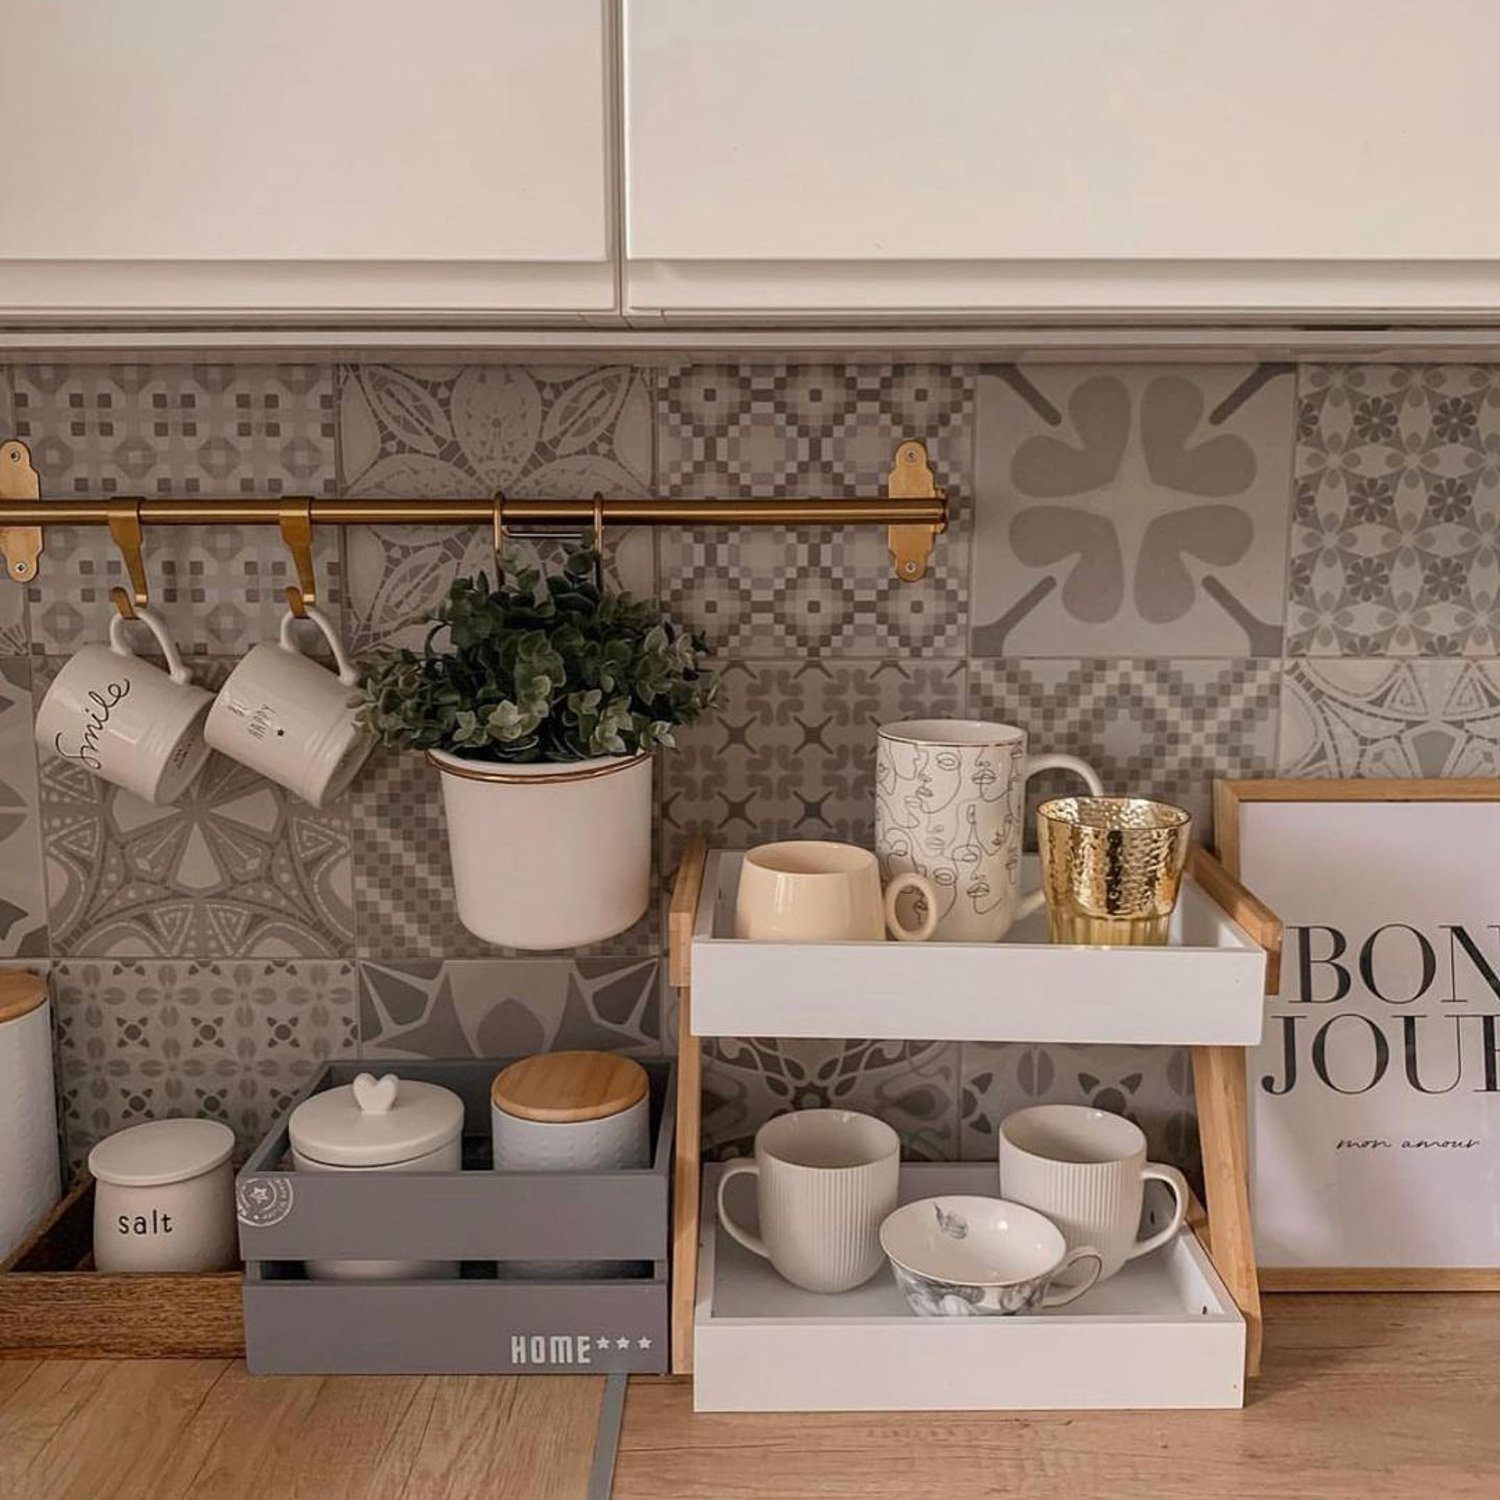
[716, 1109, 900, 1294]
[998, 1104, 1189, 1284]
[876, 718, 1104, 942]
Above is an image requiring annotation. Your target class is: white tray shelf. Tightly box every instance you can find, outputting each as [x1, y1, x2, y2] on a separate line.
[689, 850, 1268, 1045]
[694, 1162, 1245, 1413]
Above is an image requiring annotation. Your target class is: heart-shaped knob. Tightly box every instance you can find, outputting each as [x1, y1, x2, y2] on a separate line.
[352, 1071, 399, 1115]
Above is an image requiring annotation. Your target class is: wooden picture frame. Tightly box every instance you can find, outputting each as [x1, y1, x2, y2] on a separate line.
[1216, 777, 1500, 1293]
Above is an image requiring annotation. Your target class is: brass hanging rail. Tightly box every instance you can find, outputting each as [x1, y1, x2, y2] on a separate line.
[0, 437, 948, 584]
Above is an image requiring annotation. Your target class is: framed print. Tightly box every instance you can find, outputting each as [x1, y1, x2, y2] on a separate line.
[1217, 778, 1500, 1292]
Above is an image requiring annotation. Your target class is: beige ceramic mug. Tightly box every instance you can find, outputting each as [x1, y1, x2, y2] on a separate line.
[717, 1109, 901, 1293]
[734, 840, 939, 943]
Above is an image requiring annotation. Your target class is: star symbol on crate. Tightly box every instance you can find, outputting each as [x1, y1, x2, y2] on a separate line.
[637, 1337, 652, 1350]
[615, 1336, 631, 1349]
[595, 1333, 612, 1348]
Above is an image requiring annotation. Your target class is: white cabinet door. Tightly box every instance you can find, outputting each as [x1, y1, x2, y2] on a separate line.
[624, 0, 1500, 319]
[1, 1, 614, 318]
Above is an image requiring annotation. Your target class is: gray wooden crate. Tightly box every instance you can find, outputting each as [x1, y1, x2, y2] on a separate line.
[236, 1058, 673, 1375]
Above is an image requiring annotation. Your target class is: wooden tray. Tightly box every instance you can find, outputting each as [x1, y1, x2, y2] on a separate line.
[0, 1174, 244, 1359]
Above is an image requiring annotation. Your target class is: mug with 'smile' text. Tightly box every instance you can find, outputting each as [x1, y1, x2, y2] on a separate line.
[34, 607, 213, 806]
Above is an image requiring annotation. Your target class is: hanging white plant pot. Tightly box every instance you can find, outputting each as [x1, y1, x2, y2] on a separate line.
[428, 748, 654, 951]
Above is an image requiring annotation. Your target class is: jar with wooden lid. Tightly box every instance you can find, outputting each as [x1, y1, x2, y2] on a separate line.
[491, 1050, 651, 1278]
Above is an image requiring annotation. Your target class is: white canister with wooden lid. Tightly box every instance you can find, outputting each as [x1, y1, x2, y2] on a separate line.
[0, 973, 61, 1260]
[491, 1050, 651, 1277]
[290, 1071, 464, 1281]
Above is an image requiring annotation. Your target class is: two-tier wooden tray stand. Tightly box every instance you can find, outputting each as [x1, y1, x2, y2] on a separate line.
[667, 839, 1282, 1409]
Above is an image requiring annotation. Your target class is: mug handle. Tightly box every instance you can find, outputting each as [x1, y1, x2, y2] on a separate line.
[1014, 753, 1105, 921]
[1127, 1162, 1190, 1261]
[715, 1160, 770, 1261]
[279, 604, 361, 687]
[883, 871, 939, 942]
[1041, 1245, 1104, 1308]
[108, 605, 193, 687]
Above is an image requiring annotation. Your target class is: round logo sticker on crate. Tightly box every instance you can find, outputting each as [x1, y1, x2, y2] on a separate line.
[236, 1175, 294, 1228]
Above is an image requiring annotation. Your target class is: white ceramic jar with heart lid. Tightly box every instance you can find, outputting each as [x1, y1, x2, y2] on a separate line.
[289, 1071, 464, 1281]
[89, 1118, 238, 1273]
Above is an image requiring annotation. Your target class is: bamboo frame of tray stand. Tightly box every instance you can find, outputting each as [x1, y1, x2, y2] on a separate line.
[666, 838, 1275, 1380]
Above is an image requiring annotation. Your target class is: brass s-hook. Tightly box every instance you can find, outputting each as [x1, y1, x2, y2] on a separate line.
[591, 493, 605, 590]
[107, 499, 148, 619]
[278, 499, 316, 618]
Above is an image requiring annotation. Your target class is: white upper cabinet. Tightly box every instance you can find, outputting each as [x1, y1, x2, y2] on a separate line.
[624, 0, 1500, 320]
[0, 1, 614, 319]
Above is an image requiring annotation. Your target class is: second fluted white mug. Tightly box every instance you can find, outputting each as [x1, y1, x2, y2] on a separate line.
[998, 1104, 1189, 1284]
[875, 718, 1104, 942]
[205, 605, 372, 808]
[716, 1109, 900, 1293]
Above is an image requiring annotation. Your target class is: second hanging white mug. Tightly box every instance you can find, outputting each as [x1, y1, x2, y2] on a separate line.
[205, 605, 372, 808]
[875, 719, 1103, 942]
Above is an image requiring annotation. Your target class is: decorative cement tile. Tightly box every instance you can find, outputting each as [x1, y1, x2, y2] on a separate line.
[704, 1037, 961, 1163]
[1279, 658, 1500, 777]
[959, 1042, 1198, 1179]
[40, 661, 355, 958]
[972, 364, 1295, 658]
[347, 745, 661, 960]
[0, 658, 46, 957]
[11, 364, 340, 657]
[1289, 365, 1500, 655]
[656, 364, 973, 657]
[338, 364, 655, 655]
[53, 958, 357, 1169]
[660, 658, 967, 866]
[357, 957, 661, 1059]
[969, 658, 1281, 843]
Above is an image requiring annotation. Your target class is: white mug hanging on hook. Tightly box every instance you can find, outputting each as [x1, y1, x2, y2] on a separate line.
[34, 606, 213, 805]
[875, 719, 1103, 942]
[205, 605, 372, 808]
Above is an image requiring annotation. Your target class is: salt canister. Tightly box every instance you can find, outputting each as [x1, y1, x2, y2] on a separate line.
[89, 1118, 238, 1273]
[289, 1071, 463, 1281]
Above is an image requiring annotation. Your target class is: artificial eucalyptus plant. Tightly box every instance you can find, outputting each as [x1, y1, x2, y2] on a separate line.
[358, 551, 717, 762]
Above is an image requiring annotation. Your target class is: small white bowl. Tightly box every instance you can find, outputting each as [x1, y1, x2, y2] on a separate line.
[879, 1195, 1102, 1317]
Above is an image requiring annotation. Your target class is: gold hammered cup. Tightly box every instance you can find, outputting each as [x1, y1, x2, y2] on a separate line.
[1036, 797, 1192, 946]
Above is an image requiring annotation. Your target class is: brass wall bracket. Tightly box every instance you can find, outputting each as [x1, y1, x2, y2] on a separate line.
[886, 439, 945, 583]
[0, 440, 42, 584]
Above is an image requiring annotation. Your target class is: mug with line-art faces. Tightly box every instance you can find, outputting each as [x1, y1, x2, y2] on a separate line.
[875, 719, 1104, 942]
[34, 606, 213, 806]
[205, 605, 372, 808]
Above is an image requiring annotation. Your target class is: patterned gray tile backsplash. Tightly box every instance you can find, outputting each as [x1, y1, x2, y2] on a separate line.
[6, 357, 1498, 1178]
[657, 364, 972, 658]
[338, 364, 655, 655]
[970, 657, 1281, 842]
[971, 364, 1295, 659]
[13, 364, 340, 657]
[54, 958, 357, 1169]
[1290, 365, 1500, 656]
[358, 957, 661, 1059]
